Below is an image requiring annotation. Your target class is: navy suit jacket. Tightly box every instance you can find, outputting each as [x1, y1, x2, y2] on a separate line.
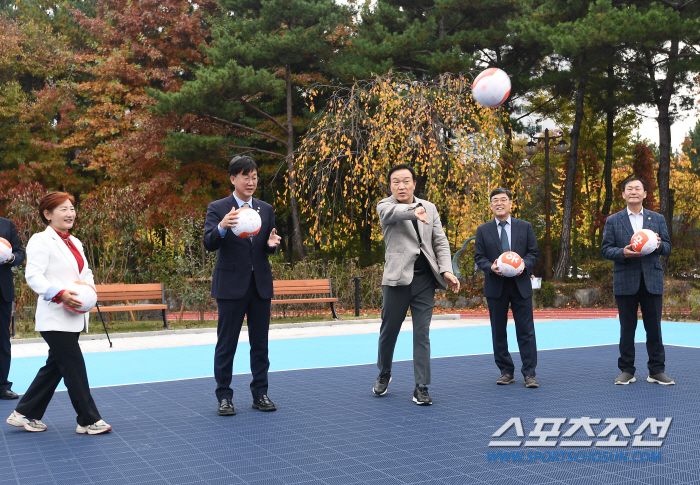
[0, 217, 25, 303]
[474, 217, 539, 299]
[601, 208, 671, 296]
[203, 195, 277, 300]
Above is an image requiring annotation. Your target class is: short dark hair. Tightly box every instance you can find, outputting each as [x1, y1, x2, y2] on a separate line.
[387, 164, 416, 182]
[229, 155, 258, 177]
[489, 188, 512, 201]
[622, 177, 647, 192]
[39, 192, 75, 225]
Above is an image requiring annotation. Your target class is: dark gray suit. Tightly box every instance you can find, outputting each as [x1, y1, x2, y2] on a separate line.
[0, 217, 25, 393]
[474, 217, 539, 378]
[601, 208, 671, 375]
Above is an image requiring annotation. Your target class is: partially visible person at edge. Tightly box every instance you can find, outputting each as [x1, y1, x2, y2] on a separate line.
[474, 188, 540, 389]
[373, 164, 460, 406]
[601, 177, 674, 386]
[203, 155, 282, 417]
[6, 192, 111, 434]
[0, 215, 25, 400]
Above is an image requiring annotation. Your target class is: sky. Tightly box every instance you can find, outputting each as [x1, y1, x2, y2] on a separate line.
[637, 102, 699, 152]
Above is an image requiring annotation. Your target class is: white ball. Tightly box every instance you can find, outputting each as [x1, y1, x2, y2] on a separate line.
[497, 251, 525, 278]
[0, 237, 12, 263]
[233, 207, 262, 238]
[63, 281, 98, 314]
[472, 68, 511, 108]
[630, 229, 658, 256]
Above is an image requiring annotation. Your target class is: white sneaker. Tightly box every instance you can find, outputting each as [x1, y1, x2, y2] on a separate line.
[7, 411, 47, 432]
[76, 419, 112, 435]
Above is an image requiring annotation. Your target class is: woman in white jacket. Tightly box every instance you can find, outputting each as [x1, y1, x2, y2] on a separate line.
[6, 192, 111, 434]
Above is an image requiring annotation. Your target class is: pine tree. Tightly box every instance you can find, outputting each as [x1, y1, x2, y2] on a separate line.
[151, 0, 353, 259]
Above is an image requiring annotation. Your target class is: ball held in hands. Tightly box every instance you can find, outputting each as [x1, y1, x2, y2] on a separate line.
[630, 229, 658, 256]
[497, 251, 524, 277]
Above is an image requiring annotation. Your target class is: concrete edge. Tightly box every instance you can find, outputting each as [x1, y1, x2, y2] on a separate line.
[10, 314, 462, 345]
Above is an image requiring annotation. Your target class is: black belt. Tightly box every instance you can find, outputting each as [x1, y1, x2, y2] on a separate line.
[413, 269, 427, 276]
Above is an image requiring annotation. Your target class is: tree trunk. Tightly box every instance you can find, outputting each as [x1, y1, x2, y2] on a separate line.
[601, 63, 614, 217]
[553, 71, 588, 281]
[656, 42, 676, 242]
[285, 64, 306, 259]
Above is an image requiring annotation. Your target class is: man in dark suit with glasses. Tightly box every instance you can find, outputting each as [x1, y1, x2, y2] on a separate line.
[204, 156, 282, 416]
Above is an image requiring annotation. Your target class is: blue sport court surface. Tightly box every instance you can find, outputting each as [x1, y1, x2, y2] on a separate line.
[2, 319, 699, 484]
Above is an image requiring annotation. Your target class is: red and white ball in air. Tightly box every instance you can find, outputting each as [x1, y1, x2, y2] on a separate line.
[0, 237, 12, 263]
[630, 229, 658, 256]
[63, 281, 98, 314]
[233, 207, 262, 238]
[497, 251, 524, 277]
[471, 68, 512, 108]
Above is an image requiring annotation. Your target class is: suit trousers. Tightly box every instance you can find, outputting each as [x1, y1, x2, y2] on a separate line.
[15, 331, 101, 426]
[615, 273, 665, 375]
[0, 298, 12, 392]
[215, 271, 271, 401]
[487, 278, 537, 377]
[377, 271, 436, 386]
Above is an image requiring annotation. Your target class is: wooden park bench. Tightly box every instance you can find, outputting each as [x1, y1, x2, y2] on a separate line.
[272, 279, 339, 319]
[90, 283, 170, 329]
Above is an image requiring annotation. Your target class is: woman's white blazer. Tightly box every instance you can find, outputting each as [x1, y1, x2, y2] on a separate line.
[25, 226, 95, 332]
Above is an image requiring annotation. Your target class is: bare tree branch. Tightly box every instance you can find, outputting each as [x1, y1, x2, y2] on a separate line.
[203, 114, 288, 146]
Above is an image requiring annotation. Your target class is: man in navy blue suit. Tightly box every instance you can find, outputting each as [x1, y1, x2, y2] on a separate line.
[474, 188, 540, 388]
[601, 177, 674, 386]
[0, 216, 24, 400]
[204, 156, 282, 416]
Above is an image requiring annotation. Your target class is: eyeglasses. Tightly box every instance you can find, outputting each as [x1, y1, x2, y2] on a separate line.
[236, 176, 259, 184]
[491, 197, 510, 204]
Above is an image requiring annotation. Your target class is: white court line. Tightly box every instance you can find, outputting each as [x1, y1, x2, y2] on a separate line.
[51, 340, 699, 392]
[33, 341, 698, 394]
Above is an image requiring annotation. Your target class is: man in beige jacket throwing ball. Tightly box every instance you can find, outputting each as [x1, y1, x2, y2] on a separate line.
[373, 164, 459, 405]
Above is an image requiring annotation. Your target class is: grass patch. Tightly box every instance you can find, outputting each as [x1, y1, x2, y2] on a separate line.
[11, 313, 381, 340]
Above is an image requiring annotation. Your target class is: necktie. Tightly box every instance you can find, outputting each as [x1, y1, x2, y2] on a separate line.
[242, 202, 249, 208]
[499, 221, 510, 252]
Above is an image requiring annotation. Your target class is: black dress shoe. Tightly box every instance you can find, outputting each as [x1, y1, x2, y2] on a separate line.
[0, 389, 18, 400]
[218, 399, 236, 416]
[252, 395, 277, 412]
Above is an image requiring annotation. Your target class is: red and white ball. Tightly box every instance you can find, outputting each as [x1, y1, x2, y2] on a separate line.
[0, 237, 12, 263]
[497, 251, 524, 277]
[630, 229, 658, 256]
[63, 281, 98, 314]
[233, 207, 262, 238]
[471, 68, 511, 108]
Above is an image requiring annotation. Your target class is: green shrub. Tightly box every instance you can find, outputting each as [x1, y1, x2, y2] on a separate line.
[578, 259, 613, 282]
[538, 281, 556, 308]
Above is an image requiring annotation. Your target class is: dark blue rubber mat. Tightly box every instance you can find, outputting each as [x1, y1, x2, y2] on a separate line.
[1, 343, 697, 484]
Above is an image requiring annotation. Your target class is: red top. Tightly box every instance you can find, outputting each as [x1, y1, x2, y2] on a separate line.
[51, 231, 85, 304]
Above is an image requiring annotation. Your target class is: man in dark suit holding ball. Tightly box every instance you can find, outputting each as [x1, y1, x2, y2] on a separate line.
[601, 177, 673, 386]
[0, 217, 24, 400]
[204, 156, 282, 416]
[474, 188, 540, 388]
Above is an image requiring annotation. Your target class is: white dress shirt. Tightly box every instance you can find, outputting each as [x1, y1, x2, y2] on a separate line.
[627, 207, 644, 233]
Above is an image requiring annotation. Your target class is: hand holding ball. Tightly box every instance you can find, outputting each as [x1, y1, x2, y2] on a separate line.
[63, 281, 98, 314]
[232, 207, 261, 238]
[0, 237, 12, 263]
[630, 229, 658, 256]
[472, 68, 511, 108]
[497, 251, 524, 277]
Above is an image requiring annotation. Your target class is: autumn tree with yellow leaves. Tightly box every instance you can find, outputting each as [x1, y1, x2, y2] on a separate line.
[296, 74, 511, 256]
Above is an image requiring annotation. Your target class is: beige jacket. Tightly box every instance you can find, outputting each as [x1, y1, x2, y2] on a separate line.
[377, 196, 453, 289]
